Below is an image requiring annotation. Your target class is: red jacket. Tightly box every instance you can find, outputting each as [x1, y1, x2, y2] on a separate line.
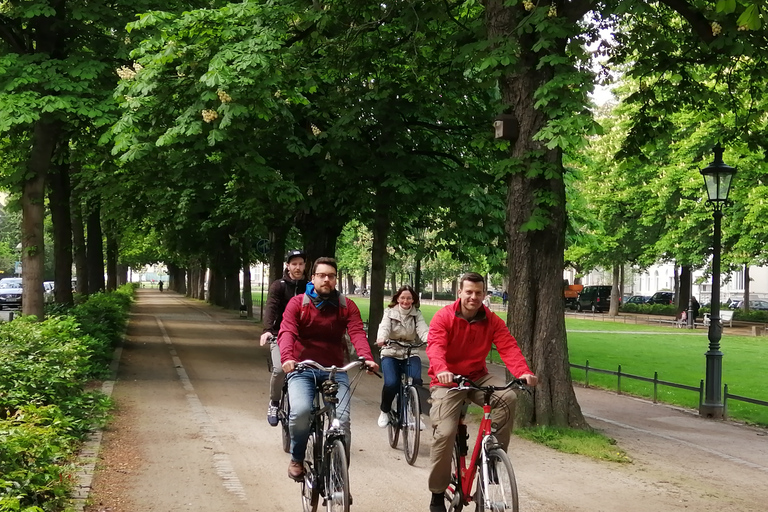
[278, 294, 373, 366]
[427, 299, 532, 386]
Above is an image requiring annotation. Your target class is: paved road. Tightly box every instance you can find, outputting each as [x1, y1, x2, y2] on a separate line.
[80, 290, 768, 512]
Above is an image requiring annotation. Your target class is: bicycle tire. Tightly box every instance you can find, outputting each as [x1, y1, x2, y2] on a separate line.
[403, 385, 421, 465]
[474, 448, 518, 512]
[446, 439, 464, 512]
[387, 394, 400, 449]
[280, 390, 291, 453]
[301, 429, 320, 512]
[325, 439, 350, 512]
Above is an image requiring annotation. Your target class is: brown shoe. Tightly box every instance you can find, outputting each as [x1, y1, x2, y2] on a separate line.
[288, 459, 305, 482]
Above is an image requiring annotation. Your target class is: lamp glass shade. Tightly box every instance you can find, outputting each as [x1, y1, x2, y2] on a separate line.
[702, 170, 734, 202]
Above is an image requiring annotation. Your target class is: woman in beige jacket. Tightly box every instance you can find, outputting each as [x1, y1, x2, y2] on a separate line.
[375, 285, 430, 428]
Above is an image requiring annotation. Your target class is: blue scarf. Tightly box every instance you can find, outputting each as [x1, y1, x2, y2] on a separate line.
[305, 282, 339, 310]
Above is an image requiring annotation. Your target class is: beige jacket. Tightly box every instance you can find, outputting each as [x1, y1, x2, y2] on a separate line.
[377, 306, 430, 359]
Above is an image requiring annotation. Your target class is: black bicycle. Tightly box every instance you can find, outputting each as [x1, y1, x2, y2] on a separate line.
[294, 358, 371, 512]
[384, 340, 427, 466]
[266, 335, 291, 453]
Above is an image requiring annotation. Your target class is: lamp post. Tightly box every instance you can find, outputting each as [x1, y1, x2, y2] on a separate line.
[699, 143, 736, 419]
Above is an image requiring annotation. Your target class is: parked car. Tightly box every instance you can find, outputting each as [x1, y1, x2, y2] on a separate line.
[0, 277, 22, 310]
[732, 299, 768, 311]
[625, 295, 651, 305]
[647, 291, 674, 305]
[576, 285, 613, 313]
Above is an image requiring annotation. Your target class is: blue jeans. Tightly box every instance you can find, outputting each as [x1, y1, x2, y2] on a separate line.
[380, 356, 423, 412]
[287, 369, 351, 462]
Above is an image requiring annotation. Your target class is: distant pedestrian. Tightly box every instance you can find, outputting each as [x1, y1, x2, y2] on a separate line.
[502, 290, 508, 307]
[691, 296, 700, 324]
[158, 280, 164, 292]
[482, 291, 492, 309]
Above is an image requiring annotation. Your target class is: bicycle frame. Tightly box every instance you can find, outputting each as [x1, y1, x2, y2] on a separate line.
[447, 377, 528, 510]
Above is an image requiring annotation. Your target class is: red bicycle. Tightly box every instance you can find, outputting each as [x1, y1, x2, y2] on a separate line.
[444, 376, 530, 512]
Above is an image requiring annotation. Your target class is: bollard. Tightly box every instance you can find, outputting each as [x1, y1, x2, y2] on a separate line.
[751, 325, 759, 337]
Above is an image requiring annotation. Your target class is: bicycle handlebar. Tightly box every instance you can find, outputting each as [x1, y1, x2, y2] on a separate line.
[385, 340, 427, 349]
[451, 375, 531, 394]
[295, 358, 370, 374]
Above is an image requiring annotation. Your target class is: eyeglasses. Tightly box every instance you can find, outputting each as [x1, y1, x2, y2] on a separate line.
[314, 273, 337, 280]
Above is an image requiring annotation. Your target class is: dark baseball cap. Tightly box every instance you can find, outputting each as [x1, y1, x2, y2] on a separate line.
[285, 250, 306, 263]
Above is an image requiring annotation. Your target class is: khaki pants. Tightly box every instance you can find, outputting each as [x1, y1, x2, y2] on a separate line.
[428, 373, 517, 493]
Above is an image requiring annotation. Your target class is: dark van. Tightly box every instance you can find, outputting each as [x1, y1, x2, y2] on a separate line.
[576, 285, 613, 313]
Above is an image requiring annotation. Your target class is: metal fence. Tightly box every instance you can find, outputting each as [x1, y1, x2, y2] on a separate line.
[570, 360, 768, 419]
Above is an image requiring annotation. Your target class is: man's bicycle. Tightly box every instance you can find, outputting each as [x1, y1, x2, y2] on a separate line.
[444, 375, 530, 512]
[384, 340, 426, 465]
[266, 335, 291, 453]
[294, 358, 372, 512]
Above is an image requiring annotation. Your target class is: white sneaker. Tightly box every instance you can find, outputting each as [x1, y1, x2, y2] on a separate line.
[420, 419, 426, 431]
[377, 411, 389, 428]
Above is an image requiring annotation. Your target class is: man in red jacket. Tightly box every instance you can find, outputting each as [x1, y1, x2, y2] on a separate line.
[278, 257, 379, 481]
[426, 272, 537, 512]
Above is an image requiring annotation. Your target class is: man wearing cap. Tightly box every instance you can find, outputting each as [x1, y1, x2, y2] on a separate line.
[260, 250, 308, 426]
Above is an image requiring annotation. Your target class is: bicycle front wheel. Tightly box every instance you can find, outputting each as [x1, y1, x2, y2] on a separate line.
[403, 385, 421, 465]
[474, 447, 518, 512]
[325, 439, 350, 512]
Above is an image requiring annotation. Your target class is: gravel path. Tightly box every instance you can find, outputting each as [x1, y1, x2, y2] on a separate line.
[79, 290, 768, 512]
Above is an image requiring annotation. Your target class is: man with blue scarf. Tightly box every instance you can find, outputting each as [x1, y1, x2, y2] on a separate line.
[278, 256, 378, 481]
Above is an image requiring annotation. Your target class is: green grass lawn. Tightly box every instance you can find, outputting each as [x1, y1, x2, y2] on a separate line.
[256, 294, 768, 426]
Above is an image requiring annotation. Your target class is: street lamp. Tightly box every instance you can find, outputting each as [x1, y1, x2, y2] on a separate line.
[699, 143, 736, 419]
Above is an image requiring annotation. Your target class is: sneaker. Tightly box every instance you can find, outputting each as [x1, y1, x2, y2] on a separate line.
[429, 492, 446, 512]
[377, 411, 389, 428]
[267, 402, 279, 427]
[288, 459, 305, 481]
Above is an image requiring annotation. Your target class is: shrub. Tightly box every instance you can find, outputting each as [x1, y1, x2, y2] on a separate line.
[619, 303, 677, 316]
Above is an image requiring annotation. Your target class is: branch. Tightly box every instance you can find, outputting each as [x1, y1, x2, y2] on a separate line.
[0, 16, 28, 53]
[403, 118, 474, 131]
[657, 0, 715, 44]
[564, 0, 598, 25]
[410, 149, 464, 167]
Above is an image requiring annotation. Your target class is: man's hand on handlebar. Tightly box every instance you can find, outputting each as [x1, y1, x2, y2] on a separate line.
[259, 332, 274, 346]
[282, 360, 296, 373]
[364, 360, 380, 373]
[437, 371, 455, 385]
[520, 373, 538, 387]
[375, 339, 386, 347]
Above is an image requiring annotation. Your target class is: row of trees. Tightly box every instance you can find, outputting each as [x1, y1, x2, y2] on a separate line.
[1, 0, 765, 428]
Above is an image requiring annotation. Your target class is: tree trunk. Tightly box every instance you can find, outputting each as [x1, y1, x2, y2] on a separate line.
[298, 212, 345, 264]
[390, 272, 397, 295]
[368, 207, 389, 359]
[225, 268, 240, 310]
[117, 264, 129, 286]
[48, 157, 74, 306]
[743, 264, 750, 312]
[176, 267, 187, 294]
[168, 263, 177, 291]
[488, 0, 587, 428]
[679, 265, 692, 314]
[673, 265, 680, 306]
[268, 226, 288, 284]
[242, 239, 253, 318]
[21, 118, 60, 318]
[609, 264, 620, 316]
[71, 195, 88, 294]
[197, 262, 207, 300]
[362, 270, 368, 290]
[105, 229, 118, 292]
[86, 201, 104, 293]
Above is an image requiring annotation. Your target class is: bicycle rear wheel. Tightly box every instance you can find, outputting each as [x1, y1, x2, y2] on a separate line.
[301, 429, 320, 512]
[280, 388, 291, 453]
[474, 448, 518, 512]
[387, 394, 400, 449]
[446, 440, 464, 512]
[403, 385, 421, 465]
[325, 439, 350, 512]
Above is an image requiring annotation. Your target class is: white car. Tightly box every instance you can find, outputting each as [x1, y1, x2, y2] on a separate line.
[44, 281, 55, 303]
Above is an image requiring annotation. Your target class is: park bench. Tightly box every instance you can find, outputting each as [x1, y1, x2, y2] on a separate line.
[702, 310, 734, 328]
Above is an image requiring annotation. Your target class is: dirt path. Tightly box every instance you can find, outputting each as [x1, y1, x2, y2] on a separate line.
[82, 290, 768, 512]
